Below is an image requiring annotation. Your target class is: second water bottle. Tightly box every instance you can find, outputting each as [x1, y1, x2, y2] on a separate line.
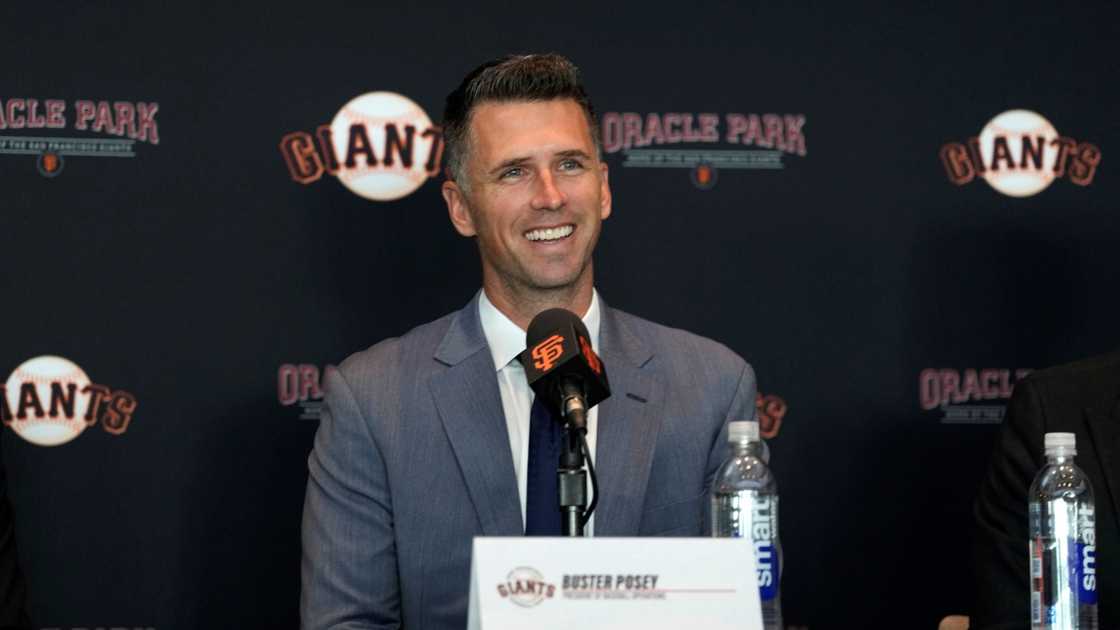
[711, 420, 783, 630]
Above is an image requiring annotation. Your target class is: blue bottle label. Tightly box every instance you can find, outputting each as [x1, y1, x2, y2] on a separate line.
[755, 542, 780, 601]
[739, 494, 780, 602]
[1076, 505, 1097, 606]
[1076, 541, 1097, 605]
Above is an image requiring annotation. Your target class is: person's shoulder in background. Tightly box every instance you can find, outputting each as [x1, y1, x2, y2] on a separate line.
[1017, 350, 1120, 415]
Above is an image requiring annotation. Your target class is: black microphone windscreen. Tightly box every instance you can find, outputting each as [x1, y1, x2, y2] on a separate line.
[526, 308, 588, 347]
[521, 307, 610, 417]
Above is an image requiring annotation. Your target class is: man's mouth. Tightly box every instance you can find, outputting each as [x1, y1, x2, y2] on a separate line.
[524, 224, 575, 242]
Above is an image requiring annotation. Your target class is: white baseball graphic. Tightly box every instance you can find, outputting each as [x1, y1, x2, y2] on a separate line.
[5, 355, 92, 446]
[504, 567, 549, 607]
[978, 109, 1060, 198]
[330, 92, 436, 201]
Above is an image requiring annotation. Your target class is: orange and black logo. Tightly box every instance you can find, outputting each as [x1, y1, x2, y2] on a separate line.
[755, 392, 787, 439]
[690, 162, 718, 190]
[1, 355, 137, 447]
[578, 335, 602, 376]
[37, 151, 63, 177]
[940, 110, 1100, 198]
[531, 335, 566, 372]
[279, 91, 443, 202]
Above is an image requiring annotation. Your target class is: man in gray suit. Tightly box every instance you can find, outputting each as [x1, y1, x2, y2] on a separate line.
[301, 53, 757, 630]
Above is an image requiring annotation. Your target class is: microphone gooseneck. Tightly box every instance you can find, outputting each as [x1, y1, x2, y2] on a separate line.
[560, 377, 587, 430]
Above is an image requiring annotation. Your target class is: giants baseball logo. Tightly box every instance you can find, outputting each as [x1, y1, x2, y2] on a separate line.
[497, 566, 556, 607]
[755, 392, 787, 439]
[578, 335, 601, 375]
[941, 110, 1101, 197]
[280, 92, 444, 201]
[531, 335, 565, 372]
[1, 355, 137, 446]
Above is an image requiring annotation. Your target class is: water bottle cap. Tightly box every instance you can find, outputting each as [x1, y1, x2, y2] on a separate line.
[1043, 432, 1077, 456]
[728, 420, 759, 443]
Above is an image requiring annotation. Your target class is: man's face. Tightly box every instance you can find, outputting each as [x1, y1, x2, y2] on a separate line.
[443, 99, 611, 302]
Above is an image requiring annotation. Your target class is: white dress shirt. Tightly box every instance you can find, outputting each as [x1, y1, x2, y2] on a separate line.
[478, 289, 599, 534]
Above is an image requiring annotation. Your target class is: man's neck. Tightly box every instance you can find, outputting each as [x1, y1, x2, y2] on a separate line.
[481, 278, 594, 331]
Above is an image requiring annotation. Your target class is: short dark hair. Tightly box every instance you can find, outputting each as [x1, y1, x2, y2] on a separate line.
[441, 53, 601, 186]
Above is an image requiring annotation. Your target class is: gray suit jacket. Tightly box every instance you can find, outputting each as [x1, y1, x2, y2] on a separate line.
[301, 294, 757, 630]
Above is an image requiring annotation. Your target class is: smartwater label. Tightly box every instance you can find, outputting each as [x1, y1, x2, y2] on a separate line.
[1076, 541, 1097, 605]
[745, 495, 780, 602]
[755, 542, 779, 601]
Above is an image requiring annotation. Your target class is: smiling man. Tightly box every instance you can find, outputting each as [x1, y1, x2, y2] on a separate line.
[442, 93, 609, 330]
[301, 54, 758, 630]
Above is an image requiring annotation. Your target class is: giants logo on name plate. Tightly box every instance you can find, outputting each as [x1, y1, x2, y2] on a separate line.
[497, 566, 556, 607]
[940, 110, 1101, 197]
[1, 355, 137, 446]
[280, 92, 444, 201]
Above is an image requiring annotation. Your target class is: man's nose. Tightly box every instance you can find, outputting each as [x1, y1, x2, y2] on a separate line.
[531, 171, 566, 210]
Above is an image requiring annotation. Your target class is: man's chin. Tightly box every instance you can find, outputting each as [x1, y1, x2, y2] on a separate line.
[522, 270, 590, 294]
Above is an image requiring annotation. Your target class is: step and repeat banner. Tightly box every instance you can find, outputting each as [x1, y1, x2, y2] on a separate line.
[1, 3, 1115, 629]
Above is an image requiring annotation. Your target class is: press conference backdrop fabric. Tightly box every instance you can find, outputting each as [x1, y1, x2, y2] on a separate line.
[0, 3, 1116, 628]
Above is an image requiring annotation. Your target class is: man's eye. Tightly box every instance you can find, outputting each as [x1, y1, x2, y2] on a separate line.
[500, 167, 523, 179]
[559, 159, 584, 171]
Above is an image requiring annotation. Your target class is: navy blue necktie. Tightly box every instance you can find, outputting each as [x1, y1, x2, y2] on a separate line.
[524, 395, 562, 535]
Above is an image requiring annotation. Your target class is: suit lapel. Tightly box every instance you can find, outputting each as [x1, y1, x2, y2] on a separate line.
[1084, 394, 1120, 536]
[429, 296, 523, 536]
[593, 305, 664, 536]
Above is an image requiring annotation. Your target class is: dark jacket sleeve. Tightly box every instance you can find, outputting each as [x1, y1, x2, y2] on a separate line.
[0, 447, 29, 629]
[971, 378, 1046, 630]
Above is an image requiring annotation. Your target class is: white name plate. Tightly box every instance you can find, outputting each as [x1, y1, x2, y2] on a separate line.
[467, 537, 761, 630]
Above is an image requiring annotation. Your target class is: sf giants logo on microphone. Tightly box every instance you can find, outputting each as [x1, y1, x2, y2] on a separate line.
[1, 355, 137, 447]
[578, 335, 601, 376]
[531, 335, 566, 372]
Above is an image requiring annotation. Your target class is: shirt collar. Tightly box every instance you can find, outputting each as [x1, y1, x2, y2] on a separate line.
[478, 289, 602, 372]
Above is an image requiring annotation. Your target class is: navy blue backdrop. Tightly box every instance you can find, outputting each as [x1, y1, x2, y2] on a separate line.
[0, 2, 1116, 628]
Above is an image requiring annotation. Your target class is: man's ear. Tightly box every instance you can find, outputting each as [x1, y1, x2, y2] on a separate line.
[443, 180, 477, 237]
[598, 161, 612, 220]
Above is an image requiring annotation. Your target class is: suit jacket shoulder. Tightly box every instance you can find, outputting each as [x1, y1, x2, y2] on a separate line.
[337, 311, 458, 377]
[607, 308, 754, 405]
[1018, 350, 1120, 421]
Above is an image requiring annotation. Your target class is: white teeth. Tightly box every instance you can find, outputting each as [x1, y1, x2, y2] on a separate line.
[525, 225, 574, 242]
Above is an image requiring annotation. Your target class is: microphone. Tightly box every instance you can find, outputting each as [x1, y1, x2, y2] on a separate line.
[520, 308, 610, 431]
[521, 307, 609, 535]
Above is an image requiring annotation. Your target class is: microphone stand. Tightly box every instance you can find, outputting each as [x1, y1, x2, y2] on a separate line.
[557, 380, 599, 537]
[558, 425, 587, 537]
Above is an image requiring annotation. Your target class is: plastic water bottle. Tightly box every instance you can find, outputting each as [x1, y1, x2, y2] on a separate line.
[711, 420, 782, 629]
[1029, 432, 1098, 629]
